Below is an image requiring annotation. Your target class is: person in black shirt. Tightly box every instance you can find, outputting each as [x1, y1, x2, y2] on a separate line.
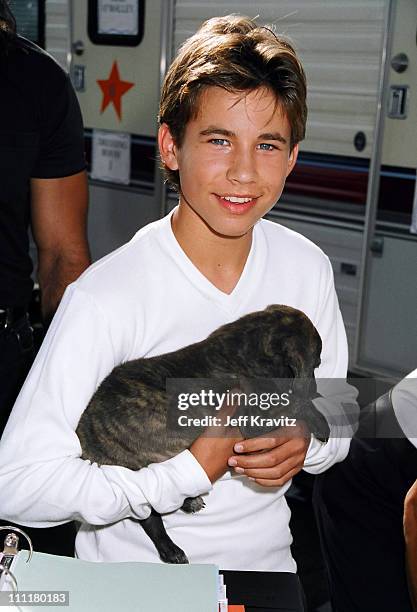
[313, 377, 417, 611]
[0, 0, 91, 435]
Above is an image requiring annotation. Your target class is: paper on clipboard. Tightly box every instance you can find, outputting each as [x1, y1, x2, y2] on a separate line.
[98, 0, 139, 36]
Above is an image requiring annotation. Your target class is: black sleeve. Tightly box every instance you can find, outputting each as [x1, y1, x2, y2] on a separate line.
[31, 66, 86, 179]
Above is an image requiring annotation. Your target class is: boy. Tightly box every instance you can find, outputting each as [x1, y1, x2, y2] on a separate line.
[0, 16, 353, 574]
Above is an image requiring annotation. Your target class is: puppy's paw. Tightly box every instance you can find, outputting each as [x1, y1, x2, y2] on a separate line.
[181, 495, 205, 513]
[158, 541, 189, 564]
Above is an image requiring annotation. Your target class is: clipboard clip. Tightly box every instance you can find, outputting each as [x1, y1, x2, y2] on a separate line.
[0, 526, 33, 592]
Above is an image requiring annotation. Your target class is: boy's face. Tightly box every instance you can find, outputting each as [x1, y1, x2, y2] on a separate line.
[159, 86, 298, 238]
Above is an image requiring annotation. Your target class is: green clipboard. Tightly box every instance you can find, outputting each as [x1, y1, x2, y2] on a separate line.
[0, 529, 218, 611]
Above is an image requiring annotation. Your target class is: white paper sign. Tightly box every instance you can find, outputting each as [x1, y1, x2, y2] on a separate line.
[91, 129, 131, 185]
[98, 0, 138, 36]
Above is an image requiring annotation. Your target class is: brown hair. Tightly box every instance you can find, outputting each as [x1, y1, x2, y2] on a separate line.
[159, 14, 307, 191]
[0, 0, 17, 56]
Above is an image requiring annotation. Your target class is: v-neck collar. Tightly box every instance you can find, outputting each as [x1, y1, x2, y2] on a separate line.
[159, 207, 266, 315]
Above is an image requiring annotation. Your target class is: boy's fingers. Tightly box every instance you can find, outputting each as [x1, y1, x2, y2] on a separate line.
[250, 467, 302, 488]
[230, 445, 305, 471]
[233, 434, 288, 454]
[230, 435, 309, 467]
[234, 423, 309, 453]
[236, 457, 298, 479]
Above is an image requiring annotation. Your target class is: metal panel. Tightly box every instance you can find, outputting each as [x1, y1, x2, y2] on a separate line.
[45, 0, 70, 69]
[174, 0, 387, 158]
[358, 235, 417, 377]
[87, 184, 160, 262]
[354, 0, 396, 375]
[267, 214, 363, 368]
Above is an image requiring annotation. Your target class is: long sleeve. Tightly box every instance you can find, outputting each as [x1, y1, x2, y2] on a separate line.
[0, 284, 211, 528]
[303, 256, 359, 473]
[391, 370, 417, 449]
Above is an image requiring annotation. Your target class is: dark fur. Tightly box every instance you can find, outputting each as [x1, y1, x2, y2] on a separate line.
[76, 305, 327, 563]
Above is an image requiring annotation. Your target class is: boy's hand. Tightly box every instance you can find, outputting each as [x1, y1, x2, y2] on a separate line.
[189, 393, 243, 483]
[227, 422, 310, 487]
[190, 430, 242, 483]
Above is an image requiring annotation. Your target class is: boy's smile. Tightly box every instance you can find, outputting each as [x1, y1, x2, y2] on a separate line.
[159, 86, 298, 244]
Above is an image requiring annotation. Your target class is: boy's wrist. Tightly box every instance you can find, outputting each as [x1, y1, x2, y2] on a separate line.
[189, 435, 240, 483]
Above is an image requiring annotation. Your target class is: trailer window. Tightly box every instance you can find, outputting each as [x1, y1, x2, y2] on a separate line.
[11, 0, 45, 48]
[88, 0, 145, 47]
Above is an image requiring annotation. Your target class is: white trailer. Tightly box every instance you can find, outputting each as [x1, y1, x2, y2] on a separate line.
[18, 0, 417, 378]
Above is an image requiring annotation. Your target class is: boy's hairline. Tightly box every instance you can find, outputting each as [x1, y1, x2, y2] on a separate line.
[161, 83, 297, 151]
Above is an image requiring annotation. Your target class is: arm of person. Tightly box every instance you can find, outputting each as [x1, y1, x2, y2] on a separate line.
[0, 284, 212, 528]
[31, 171, 91, 324]
[30, 61, 92, 323]
[227, 256, 358, 486]
[404, 479, 417, 610]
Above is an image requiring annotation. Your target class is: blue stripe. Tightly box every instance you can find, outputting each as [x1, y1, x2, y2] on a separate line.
[380, 170, 416, 180]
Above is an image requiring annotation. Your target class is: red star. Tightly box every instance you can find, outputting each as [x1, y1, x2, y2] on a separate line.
[97, 61, 134, 120]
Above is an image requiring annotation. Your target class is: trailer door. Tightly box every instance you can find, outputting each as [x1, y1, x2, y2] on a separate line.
[70, 1, 162, 186]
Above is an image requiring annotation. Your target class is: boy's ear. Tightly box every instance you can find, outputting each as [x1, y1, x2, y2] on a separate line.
[286, 143, 299, 178]
[158, 123, 179, 171]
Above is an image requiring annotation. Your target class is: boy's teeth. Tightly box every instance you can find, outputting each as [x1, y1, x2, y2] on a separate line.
[222, 196, 253, 203]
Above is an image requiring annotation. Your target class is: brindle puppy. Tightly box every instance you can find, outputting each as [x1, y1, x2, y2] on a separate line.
[76, 304, 328, 564]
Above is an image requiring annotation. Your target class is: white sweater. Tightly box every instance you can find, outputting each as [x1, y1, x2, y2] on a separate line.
[0, 211, 355, 571]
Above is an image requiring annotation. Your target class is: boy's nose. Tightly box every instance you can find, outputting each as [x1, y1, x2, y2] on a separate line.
[226, 149, 257, 184]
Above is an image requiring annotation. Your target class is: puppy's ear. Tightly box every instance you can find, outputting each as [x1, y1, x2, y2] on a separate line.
[282, 338, 305, 376]
[282, 337, 317, 398]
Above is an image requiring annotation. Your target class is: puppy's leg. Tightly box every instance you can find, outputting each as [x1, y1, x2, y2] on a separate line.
[181, 496, 205, 513]
[139, 509, 188, 564]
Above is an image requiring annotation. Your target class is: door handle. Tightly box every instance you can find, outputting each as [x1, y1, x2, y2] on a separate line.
[370, 236, 384, 256]
[72, 40, 85, 56]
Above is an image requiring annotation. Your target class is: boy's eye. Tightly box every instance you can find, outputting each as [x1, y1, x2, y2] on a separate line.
[257, 143, 278, 151]
[209, 138, 229, 146]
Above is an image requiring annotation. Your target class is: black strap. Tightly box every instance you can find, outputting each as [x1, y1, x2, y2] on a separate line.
[356, 388, 406, 439]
